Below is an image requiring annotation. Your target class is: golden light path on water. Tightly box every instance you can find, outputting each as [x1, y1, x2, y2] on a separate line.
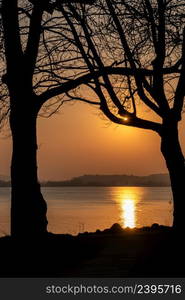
[118, 189, 138, 228]
[122, 198, 135, 228]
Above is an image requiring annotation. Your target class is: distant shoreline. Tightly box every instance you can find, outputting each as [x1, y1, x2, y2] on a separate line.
[0, 184, 171, 187]
[42, 183, 170, 187]
[0, 173, 171, 187]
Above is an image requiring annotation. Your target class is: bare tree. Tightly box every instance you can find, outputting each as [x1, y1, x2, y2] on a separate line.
[0, 0, 98, 237]
[57, 0, 185, 231]
[1, 0, 184, 236]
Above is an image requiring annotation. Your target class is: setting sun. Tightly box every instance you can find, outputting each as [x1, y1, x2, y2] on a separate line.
[123, 117, 128, 121]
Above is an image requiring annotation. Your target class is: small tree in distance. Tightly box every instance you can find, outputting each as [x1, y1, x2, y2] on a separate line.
[58, 0, 185, 230]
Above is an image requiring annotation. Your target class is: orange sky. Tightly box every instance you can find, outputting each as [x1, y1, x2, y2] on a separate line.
[0, 101, 185, 181]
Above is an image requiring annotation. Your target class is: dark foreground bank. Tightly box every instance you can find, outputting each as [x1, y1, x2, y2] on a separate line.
[0, 224, 184, 277]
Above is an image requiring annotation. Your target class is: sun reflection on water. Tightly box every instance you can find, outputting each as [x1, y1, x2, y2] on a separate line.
[112, 187, 172, 229]
[115, 188, 139, 228]
[122, 198, 135, 228]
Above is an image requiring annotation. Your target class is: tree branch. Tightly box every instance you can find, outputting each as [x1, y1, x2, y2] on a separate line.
[1, 0, 23, 79]
[25, 3, 44, 78]
[173, 29, 185, 120]
[100, 99, 162, 134]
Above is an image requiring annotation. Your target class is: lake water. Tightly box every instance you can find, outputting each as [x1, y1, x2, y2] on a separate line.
[0, 186, 173, 236]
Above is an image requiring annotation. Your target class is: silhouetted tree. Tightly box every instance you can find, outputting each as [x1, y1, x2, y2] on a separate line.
[1, 0, 184, 236]
[0, 0, 96, 237]
[57, 0, 185, 230]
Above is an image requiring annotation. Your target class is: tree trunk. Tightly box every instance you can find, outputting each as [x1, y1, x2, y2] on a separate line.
[160, 118, 185, 231]
[10, 96, 48, 237]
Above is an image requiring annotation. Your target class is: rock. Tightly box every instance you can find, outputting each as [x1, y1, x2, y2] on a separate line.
[109, 223, 123, 234]
[151, 223, 160, 230]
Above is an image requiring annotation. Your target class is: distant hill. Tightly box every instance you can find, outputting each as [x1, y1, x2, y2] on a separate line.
[0, 174, 170, 187]
[43, 174, 170, 187]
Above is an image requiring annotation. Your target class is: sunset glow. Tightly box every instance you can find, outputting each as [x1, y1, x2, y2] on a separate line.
[1, 101, 183, 181]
